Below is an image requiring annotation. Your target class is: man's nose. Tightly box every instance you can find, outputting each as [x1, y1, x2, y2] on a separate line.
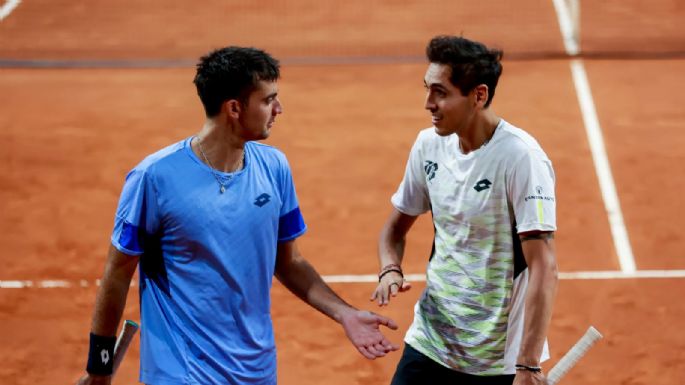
[424, 96, 436, 111]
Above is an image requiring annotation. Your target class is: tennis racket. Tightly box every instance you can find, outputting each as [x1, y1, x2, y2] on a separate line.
[112, 320, 139, 375]
[547, 326, 603, 384]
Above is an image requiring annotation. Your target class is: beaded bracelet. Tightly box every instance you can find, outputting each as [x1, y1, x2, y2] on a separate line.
[515, 364, 542, 373]
[378, 263, 403, 282]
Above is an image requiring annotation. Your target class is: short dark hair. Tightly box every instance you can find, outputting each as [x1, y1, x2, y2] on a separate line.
[193, 46, 280, 117]
[426, 36, 503, 107]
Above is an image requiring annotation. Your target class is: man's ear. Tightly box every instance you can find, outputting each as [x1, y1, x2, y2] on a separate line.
[473, 84, 490, 107]
[224, 99, 242, 119]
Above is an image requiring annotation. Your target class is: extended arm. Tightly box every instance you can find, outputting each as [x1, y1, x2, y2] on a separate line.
[275, 239, 399, 359]
[371, 208, 418, 306]
[515, 231, 558, 385]
[76, 245, 139, 385]
[92, 245, 140, 335]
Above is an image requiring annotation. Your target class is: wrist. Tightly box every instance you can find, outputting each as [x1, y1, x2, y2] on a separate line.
[515, 364, 542, 373]
[378, 263, 403, 282]
[86, 332, 117, 376]
[334, 304, 357, 324]
[516, 352, 540, 367]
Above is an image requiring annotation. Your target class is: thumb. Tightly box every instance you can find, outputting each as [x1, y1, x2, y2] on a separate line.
[400, 280, 412, 292]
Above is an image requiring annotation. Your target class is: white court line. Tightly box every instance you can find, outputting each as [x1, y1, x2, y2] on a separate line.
[2, 270, 685, 288]
[569, 62, 636, 273]
[0, 0, 22, 21]
[551, 0, 580, 55]
[551, 0, 637, 273]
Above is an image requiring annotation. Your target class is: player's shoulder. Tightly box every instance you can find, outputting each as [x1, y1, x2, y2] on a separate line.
[495, 120, 549, 158]
[248, 141, 286, 159]
[412, 126, 451, 149]
[416, 127, 440, 142]
[131, 138, 188, 174]
[247, 141, 290, 168]
[248, 140, 283, 154]
[118, 138, 188, 188]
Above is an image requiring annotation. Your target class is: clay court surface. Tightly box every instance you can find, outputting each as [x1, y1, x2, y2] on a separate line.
[1, 1, 684, 384]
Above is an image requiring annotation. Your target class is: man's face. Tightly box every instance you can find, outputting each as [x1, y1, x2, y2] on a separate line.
[237, 80, 282, 141]
[423, 63, 475, 136]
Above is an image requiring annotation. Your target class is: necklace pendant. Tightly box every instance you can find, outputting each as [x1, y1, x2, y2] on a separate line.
[220, 185, 226, 194]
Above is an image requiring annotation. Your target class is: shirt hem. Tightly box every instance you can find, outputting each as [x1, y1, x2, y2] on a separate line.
[277, 225, 307, 242]
[391, 201, 429, 217]
[110, 238, 144, 257]
[516, 223, 556, 233]
[404, 338, 509, 376]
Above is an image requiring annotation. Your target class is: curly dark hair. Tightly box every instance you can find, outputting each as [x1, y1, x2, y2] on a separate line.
[193, 46, 280, 117]
[426, 36, 503, 107]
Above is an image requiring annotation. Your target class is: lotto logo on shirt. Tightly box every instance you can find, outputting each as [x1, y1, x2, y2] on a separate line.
[254, 193, 271, 207]
[473, 179, 492, 192]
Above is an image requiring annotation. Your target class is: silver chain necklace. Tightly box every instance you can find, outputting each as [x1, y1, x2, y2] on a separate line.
[195, 136, 232, 194]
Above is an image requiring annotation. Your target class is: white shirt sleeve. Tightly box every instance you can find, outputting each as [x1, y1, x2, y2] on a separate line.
[391, 134, 431, 216]
[507, 149, 557, 233]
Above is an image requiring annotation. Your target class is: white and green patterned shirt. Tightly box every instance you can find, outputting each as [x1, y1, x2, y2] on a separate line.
[392, 119, 556, 375]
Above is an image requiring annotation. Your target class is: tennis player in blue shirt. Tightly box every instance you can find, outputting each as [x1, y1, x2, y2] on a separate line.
[77, 46, 399, 385]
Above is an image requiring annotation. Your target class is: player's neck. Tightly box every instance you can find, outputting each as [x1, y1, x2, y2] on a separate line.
[457, 111, 500, 154]
[194, 120, 245, 173]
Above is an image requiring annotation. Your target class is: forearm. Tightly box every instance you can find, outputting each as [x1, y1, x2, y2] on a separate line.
[378, 227, 406, 267]
[377, 209, 417, 269]
[91, 245, 139, 336]
[518, 262, 558, 364]
[276, 244, 354, 323]
[517, 238, 558, 365]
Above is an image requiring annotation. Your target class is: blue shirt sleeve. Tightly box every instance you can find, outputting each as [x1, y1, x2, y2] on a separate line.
[110, 167, 161, 255]
[276, 154, 306, 242]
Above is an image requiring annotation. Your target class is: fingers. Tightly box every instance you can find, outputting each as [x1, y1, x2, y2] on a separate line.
[357, 346, 376, 360]
[357, 340, 398, 360]
[369, 287, 378, 301]
[371, 276, 409, 306]
[374, 314, 399, 330]
[370, 283, 389, 306]
[357, 343, 389, 359]
[381, 338, 400, 351]
[343, 310, 400, 360]
[367, 344, 386, 357]
[389, 281, 400, 296]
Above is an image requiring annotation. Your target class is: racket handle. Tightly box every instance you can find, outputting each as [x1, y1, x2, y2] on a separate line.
[547, 326, 603, 385]
[112, 320, 139, 375]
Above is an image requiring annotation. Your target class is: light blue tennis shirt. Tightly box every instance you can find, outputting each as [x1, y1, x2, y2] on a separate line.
[110, 137, 306, 385]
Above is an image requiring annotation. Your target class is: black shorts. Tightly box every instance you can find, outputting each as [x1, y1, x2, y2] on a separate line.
[390, 344, 515, 385]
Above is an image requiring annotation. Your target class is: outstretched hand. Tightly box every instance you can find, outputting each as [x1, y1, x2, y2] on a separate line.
[340, 310, 400, 359]
[370, 271, 412, 306]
